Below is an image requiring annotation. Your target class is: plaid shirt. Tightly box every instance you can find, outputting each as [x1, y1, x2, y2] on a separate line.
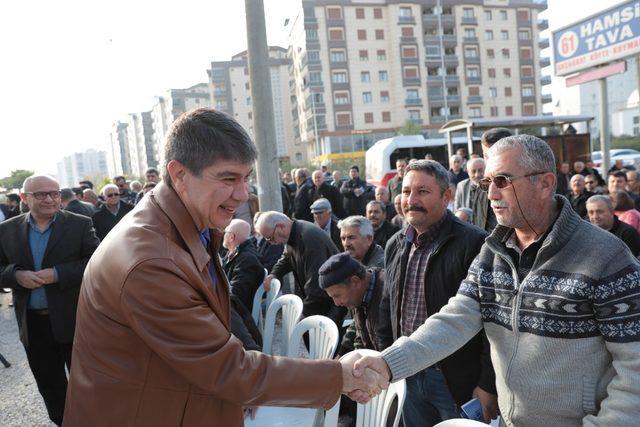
[400, 213, 447, 337]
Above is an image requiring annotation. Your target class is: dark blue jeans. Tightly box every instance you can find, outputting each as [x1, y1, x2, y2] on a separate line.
[402, 366, 459, 427]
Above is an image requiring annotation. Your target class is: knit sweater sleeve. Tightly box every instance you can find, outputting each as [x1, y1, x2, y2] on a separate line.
[381, 259, 484, 381]
[584, 252, 640, 427]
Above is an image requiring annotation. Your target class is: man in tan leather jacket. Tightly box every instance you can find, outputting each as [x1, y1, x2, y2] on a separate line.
[63, 109, 385, 426]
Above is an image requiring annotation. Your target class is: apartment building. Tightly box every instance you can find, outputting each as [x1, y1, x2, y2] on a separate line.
[288, 0, 550, 162]
[107, 121, 131, 178]
[126, 111, 157, 178]
[57, 149, 108, 188]
[207, 47, 304, 165]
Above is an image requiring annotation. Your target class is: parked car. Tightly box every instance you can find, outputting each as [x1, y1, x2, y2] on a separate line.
[591, 149, 640, 174]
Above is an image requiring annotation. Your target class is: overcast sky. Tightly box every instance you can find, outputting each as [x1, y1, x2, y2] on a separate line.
[0, 0, 606, 178]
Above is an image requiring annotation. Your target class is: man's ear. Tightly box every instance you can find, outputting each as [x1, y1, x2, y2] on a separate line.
[167, 160, 187, 193]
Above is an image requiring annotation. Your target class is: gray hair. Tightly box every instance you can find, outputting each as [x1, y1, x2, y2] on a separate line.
[366, 200, 386, 211]
[255, 210, 290, 230]
[405, 160, 451, 194]
[337, 215, 374, 238]
[488, 135, 556, 176]
[456, 207, 473, 220]
[101, 183, 119, 196]
[586, 195, 613, 211]
[60, 188, 75, 202]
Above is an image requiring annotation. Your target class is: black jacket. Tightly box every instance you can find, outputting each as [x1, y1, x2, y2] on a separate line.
[92, 201, 133, 240]
[65, 199, 95, 217]
[0, 211, 100, 345]
[0, 204, 19, 221]
[340, 178, 374, 217]
[377, 211, 496, 404]
[293, 179, 314, 222]
[223, 238, 265, 312]
[567, 190, 594, 219]
[610, 215, 640, 256]
[271, 220, 346, 328]
[230, 295, 262, 351]
[309, 182, 345, 219]
[339, 268, 385, 355]
[373, 220, 400, 250]
[329, 219, 344, 251]
[254, 236, 284, 273]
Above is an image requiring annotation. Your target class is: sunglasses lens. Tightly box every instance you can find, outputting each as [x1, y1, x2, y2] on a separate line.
[494, 176, 509, 189]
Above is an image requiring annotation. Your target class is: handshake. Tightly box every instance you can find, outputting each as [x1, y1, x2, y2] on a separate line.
[339, 351, 391, 404]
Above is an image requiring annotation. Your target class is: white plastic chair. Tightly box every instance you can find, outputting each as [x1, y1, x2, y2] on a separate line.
[354, 349, 406, 427]
[287, 315, 339, 360]
[251, 276, 281, 333]
[262, 294, 303, 355]
[433, 420, 489, 427]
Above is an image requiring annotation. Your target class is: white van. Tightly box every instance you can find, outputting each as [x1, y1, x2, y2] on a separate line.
[365, 135, 470, 187]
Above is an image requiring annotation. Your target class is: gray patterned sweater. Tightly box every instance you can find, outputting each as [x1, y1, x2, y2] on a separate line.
[381, 196, 640, 426]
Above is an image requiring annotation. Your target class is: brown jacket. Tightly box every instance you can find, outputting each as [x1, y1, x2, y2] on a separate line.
[64, 183, 342, 426]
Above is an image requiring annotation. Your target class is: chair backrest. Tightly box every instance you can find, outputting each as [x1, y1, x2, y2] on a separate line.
[354, 349, 407, 427]
[286, 315, 339, 360]
[251, 276, 281, 332]
[433, 420, 490, 427]
[262, 294, 303, 355]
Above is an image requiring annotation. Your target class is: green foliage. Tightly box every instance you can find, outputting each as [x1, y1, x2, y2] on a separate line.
[396, 120, 423, 136]
[0, 169, 34, 191]
[612, 135, 640, 151]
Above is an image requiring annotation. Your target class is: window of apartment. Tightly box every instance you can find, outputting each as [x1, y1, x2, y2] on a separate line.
[521, 66, 533, 77]
[380, 91, 390, 102]
[248, 112, 252, 119]
[448, 87, 458, 96]
[485, 30, 494, 40]
[330, 49, 346, 62]
[443, 7, 453, 15]
[402, 27, 414, 37]
[464, 47, 479, 58]
[399, 7, 413, 17]
[357, 29, 367, 40]
[470, 107, 482, 117]
[364, 112, 374, 123]
[485, 10, 492, 20]
[503, 68, 511, 77]
[245, 82, 250, 90]
[402, 46, 417, 58]
[431, 107, 443, 117]
[403, 67, 418, 78]
[382, 111, 391, 122]
[309, 71, 322, 82]
[374, 8, 383, 19]
[487, 48, 495, 59]
[327, 7, 342, 19]
[505, 87, 512, 97]
[445, 47, 455, 55]
[505, 106, 513, 115]
[488, 68, 496, 78]
[518, 29, 531, 40]
[375, 29, 385, 40]
[246, 97, 251, 105]
[500, 10, 507, 20]
[523, 104, 535, 116]
[463, 8, 474, 18]
[501, 30, 509, 40]
[633, 116, 639, 125]
[407, 89, 420, 100]
[244, 67, 248, 75]
[522, 86, 534, 97]
[469, 86, 480, 96]
[361, 71, 371, 82]
[446, 67, 457, 75]
[464, 28, 476, 38]
[520, 48, 532, 59]
[334, 92, 350, 104]
[490, 106, 498, 117]
[295, 152, 302, 162]
[379, 70, 389, 81]
[424, 7, 434, 15]
[336, 112, 352, 125]
[359, 50, 369, 61]
[427, 66, 439, 75]
[363, 92, 372, 103]
[308, 51, 320, 61]
[517, 10, 530, 21]
[443, 28, 455, 35]
[426, 45, 440, 57]
[466, 67, 480, 78]
[502, 48, 510, 59]
[313, 93, 324, 104]
[489, 87, 497, 97]
[306, 29, 318, 39]
[409, 110, 421, 120]
[329, 28, 344, 41]
[430, 86, 443, 96]
[355, 8, 365, 19]
[377, 49, 387, 60]
[450, 106, 460, 115]
[332, 71, 348, 83]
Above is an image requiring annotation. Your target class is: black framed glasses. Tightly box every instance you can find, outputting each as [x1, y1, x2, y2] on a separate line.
[479, 172, 546, 192]
[264, 225, 279, 242]
[25, 191, 61, 200]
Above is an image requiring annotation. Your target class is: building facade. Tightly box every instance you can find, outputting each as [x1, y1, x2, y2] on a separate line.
[107, 121, 131, 178]
[287, 0, 550, 163]
[207, 47, 304, 165]
[57, 149, 108, 188]
[126, 111, 157, 178]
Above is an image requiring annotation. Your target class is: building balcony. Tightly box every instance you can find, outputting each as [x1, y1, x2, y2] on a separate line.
[521, 95, 536, 103]
[430, 116, 446, 124]
[517, 38, 533, 46]
[461, 16, 477, 25]
[427, 74, 444, 83]
[409, 118, 423, 125]
[445, 75, 459, 83]
[517, 18, 531, 27]
[329, 60, 348, 69]
[422, 14, 455, 28]
[405, 98, 423, 106]
[403, 77, 422, 87]
[465, 76, 481, 84]
[328, 40, 346, 49]
[401, 36, 417, 43]
[467, 96, 483, 104]
[424, 34, 457, 44]
[463, 36, 479, 44]
[326, 18, 344, 27]
[331, 82, 350, 90]
[538, 19, 549, 31]
[401, 56, 420, 65]
[519, 58, 534, 66]
[306, 41, 321, 50]
[398, 16, 416, 25]
[539, 38, 550, 49]
[464, 56, 480, 64]
[520, 76, 535, 84]
[333, 102, 352, 111]
[308, 80, 324, 88]
[541, 75, 552, 86]
[540, 57, 551, 68]
[542, 93, 553, 104]
[304, 16, 317, 24]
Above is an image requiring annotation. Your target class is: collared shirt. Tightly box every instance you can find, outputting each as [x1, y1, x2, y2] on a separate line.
[502, 216, 557, 282]
[27, 214, 57, 309]
[199, 230, 217, 288]
[400, 213, 447, 337]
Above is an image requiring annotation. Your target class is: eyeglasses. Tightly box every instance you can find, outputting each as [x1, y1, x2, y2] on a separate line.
[479, 172, 546, 192]
[264, 225, 279, 242]
[585, 181, 596, 185]
[25, 191, 61, 200]
[105, 193, 120, 198]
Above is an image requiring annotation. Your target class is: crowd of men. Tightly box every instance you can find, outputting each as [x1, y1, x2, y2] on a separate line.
[1, 108, 639, 427]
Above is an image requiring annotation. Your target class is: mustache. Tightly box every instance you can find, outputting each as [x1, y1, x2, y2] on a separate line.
[404, 205, 427, 213]
[491, 201, 509, 208]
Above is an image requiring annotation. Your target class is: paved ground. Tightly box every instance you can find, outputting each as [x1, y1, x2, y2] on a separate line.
[0, 291, 54, 426]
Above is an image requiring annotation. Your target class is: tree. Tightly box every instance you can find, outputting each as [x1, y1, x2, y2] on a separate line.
[396, 120, 423, 136]
[0, 169, 34, 191]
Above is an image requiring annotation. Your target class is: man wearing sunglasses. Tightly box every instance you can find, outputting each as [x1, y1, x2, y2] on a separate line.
[0, 175, 99, 425]
[91, 183, 133, 240]
[352, 135, 640, 426]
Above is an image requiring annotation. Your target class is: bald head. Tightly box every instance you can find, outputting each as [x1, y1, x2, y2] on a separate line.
[223, 219, 251, 252]
[375, 186, 390, 203]
[23, 175, 59, 193]
[20, 175, 61, 221]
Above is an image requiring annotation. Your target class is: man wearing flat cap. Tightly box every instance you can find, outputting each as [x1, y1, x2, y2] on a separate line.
[311, 198, 343, 251]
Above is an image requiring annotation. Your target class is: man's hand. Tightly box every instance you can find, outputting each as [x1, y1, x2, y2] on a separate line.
[347, 353, 392, 403]
[340, 352, 389, 399]
[35, 268, 57, 285]
[473, 386, 499, 422]
[15, 270, 44, 289]
[263, 274, 274, 292]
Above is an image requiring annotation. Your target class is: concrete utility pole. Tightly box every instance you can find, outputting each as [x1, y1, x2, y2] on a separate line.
[598, 78, 611, 174]
[245, 0, 283, 213]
